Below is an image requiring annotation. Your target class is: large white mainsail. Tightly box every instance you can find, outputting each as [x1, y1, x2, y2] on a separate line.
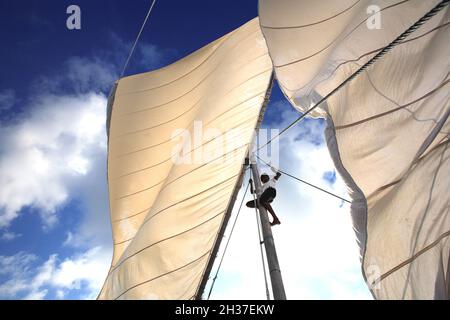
[259, 0, 449, 299]
[99, 18, 273, 299]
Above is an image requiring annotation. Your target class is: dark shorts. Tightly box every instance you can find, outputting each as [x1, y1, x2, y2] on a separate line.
[246, 187, 276, 208]
[260, 187, 276, 203]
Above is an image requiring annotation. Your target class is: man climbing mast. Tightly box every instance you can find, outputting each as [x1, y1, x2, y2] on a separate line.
[246, 165, 282, 226]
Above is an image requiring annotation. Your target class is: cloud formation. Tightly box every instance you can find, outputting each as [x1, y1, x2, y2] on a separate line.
[0, 93, 107, 229]
[0, 247, 110, 299]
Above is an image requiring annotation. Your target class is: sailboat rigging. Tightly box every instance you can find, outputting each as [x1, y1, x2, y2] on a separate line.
[98, 0, 450, 300]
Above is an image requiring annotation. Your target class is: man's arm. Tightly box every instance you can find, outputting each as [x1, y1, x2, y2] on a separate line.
[269, 164, 282, 181]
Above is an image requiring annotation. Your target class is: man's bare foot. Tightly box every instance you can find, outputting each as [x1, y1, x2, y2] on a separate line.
[270, 219, 281, 226]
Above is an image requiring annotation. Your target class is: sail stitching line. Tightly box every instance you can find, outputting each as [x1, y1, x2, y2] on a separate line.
[257, 0, 450, 151]
[111, 65, 270, 137]
[335, 78, 450, 130]
[113, 183, 233, 250]
[273, 0, 413, 68]
[359, 70, 450, 133]
[401, 142, 449, 298]
[112, 89, 267, 158]
[114, 143, 248, 200]
[112, 55, 270, 123]
[111, 170, 238, 224]
[372, 230, 450, 285]
[114, 209, 224, 257]
[112, 114, 260, 179]
[280, 20, 450, 93]
[113, 250, 211, 299]
[261, 0, 362, 29]
[116, 29, 264, 99]
[366, 137, 449, 201]
[114, 174, 239, 247]
[118, 27, 259, 94]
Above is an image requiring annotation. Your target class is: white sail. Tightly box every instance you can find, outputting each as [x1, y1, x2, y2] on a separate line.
[259, 0, 449, 299]
[98, 18, 273, 299]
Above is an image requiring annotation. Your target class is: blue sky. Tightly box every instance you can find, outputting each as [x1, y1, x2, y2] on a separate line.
[0, 0, 371, 300]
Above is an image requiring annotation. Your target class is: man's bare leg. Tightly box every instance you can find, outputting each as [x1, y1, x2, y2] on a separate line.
[262, 202, 281, 226]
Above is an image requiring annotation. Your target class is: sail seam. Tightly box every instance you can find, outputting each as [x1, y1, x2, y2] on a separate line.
[274, 0, 414, 68]
[111, 72, 269, 138]
[335, 78, 450, 130]
[260, 0, 362, 30]
[280, 21, 450, 93]
[111, 92, 263, 159]
[258, 0, 450, 152]
[112, 115, 260, 179]
[113, 250, 211, 299]
[373, 230, 450, 285]
[113, 210, 224, 260]
[118, 26, 260, 95]
[111, 90, 266, 158]
[113, 174, 239, 246]
[366, 138, 449, 201]
[114, 144, 248, 199]
[401, 142, 449, 298]
[362, 70, 450, 133]
[112, 180, 234, 247]
[112, 56, 270, 121]
[116, 28, 263, 98]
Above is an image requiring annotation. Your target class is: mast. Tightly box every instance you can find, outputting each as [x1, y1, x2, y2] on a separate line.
[250, 162, 287, 300]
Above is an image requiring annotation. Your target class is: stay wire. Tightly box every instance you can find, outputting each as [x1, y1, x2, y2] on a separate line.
[255, 155, 351, 203]
[206, 169, 250, 300]
[120, 0, 157, 78]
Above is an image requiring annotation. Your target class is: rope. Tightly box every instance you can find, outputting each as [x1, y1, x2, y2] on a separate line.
[257, 0, 450, 151]
[255, 155, 351, 203]
[120, 0, 157, 78]
[250, 178, 271, 300]
[206, 171, 250, 300]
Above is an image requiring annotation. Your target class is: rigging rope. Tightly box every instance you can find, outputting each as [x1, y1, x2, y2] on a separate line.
[120, 0, 157, 78]
[206, 171, 250, 300]
[250, 178, 271, 300]
[255, 155, 351, 203]
[257, 0, 450, 151]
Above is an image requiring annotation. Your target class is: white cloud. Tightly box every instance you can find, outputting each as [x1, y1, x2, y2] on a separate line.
[139, 44, 178, 70]
[24, 289, 49, 300]
[0, 93, 107, 229]
[0, 247, 111, 300]
[0, 231, 22, 241]
[65, 57, 118, 93]
[51, 247, 110, 293]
